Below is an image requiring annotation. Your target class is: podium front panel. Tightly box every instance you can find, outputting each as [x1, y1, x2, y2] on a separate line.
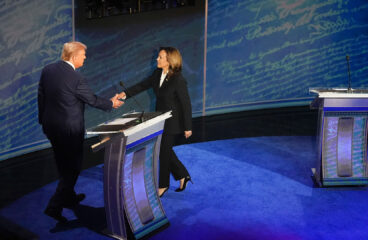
[321, 112, 368, 185]
[122, 137, 168, 239]
[103, 137, 127, 239]
[90, 112, 172, 239]
[309, 91, 368, 186]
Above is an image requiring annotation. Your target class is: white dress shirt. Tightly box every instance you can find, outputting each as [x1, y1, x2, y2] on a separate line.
[64, 60, 75, 70]
[159, 71, 168, 87]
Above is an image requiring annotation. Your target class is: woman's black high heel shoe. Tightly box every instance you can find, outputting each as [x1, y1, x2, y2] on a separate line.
[175, 176, 193, 192]
[159, 187, 168, 198]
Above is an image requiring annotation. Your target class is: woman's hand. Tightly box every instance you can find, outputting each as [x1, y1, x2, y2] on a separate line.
[184, 130, 192, 139]
[118, 91, 126, 100]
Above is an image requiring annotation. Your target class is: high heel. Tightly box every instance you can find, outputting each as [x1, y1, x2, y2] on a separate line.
[159, 187, 168, 198]
[175, 176, 193, 192]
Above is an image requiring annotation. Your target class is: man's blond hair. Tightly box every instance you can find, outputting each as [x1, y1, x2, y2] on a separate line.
[61, 41, 87, 61]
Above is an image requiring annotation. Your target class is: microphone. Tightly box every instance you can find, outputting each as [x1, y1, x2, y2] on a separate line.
[119, 81, 145, 123]
[346, 55, 352, 92]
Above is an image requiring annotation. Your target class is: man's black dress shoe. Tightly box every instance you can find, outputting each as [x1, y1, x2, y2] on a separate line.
[75, 193, 86, 203]
[44, 207, 67, 223]
[63, 193, 86, 208]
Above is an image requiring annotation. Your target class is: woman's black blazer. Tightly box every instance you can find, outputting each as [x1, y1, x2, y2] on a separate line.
[125, 68, 192, 134]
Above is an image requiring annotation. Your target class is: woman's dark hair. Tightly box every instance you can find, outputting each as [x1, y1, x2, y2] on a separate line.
[159, 47, 182, 77]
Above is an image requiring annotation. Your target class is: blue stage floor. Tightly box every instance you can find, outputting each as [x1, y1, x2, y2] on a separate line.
[1, 136, 368, 240]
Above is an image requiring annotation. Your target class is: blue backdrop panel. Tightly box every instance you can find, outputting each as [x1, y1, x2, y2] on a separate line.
[206, 0, 368, 115]
[75, 6, 205, 129]
[0, 0, 73, 161]
[3, 0, 368, 161]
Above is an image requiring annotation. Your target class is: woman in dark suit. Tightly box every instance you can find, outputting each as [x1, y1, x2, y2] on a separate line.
[120, 47, 192, 197]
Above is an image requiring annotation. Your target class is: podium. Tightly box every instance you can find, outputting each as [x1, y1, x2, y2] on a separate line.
[310, 88, 368, 186]
[86, 112, 171, 240]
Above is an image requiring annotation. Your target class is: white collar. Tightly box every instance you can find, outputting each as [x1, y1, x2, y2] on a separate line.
[64, 60, 75, 70]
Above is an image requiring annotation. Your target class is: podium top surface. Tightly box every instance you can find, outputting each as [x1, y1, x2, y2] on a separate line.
[310, 88, 368, 98]
[86, 112, 171, 135]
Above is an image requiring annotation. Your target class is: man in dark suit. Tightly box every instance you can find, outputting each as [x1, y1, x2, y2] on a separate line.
[38, 41, 123, 222]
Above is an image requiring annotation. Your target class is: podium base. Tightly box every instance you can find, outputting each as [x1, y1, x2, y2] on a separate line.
[311, 168, 322, 187]
[311, 168, 368, 187]
[101, 228, 127, 240]
[101, 221, 170, 240]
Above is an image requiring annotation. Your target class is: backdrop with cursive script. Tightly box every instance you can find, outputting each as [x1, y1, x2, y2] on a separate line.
[205, 0, 368, 115]
[0, 0, 73, 160]
[1, 0, 368, 161]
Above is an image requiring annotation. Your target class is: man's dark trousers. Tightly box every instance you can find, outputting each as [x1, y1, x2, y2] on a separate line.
[46, 130, 84, 210]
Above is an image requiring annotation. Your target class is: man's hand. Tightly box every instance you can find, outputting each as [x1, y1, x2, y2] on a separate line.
[184, 130, 192, 139]
[110, 94, 124, 109]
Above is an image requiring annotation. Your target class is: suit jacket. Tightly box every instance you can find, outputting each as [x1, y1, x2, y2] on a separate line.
[38, 61, 112, 136]
[125, 68, 192, 134]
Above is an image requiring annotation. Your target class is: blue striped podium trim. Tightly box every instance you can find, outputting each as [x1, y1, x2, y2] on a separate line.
[324, 107, 368, 111]
[126, 130, 163, 150]
[134, 216, 169, 239]
[323, 177, 368, 186]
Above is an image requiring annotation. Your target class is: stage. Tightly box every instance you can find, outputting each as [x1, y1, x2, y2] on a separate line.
[1, 135, 368, 240]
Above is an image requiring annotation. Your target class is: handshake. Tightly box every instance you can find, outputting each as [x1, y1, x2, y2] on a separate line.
[110, 92, 127, 109]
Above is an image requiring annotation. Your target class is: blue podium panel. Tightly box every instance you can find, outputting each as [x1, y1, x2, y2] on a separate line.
[123, 137, 168, 239]
[103, 136, 127, 239]
[310, 89, 368, 187]
[321, 113, 368, 186]
[87, 112, 171, 240]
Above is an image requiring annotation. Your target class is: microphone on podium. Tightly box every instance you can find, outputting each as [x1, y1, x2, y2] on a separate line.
[346, 55, 352, 92]
[119, 81, 145, 123]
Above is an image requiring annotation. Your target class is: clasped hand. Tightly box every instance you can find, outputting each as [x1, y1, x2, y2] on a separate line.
[117, 92, 126, 100]
[110, 94, 124, 109]
[184, 130, 192, 139]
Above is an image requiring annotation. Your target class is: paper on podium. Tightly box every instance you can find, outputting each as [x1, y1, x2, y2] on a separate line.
[105, 118, 136, 125]
[86, 118, 138, 134]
